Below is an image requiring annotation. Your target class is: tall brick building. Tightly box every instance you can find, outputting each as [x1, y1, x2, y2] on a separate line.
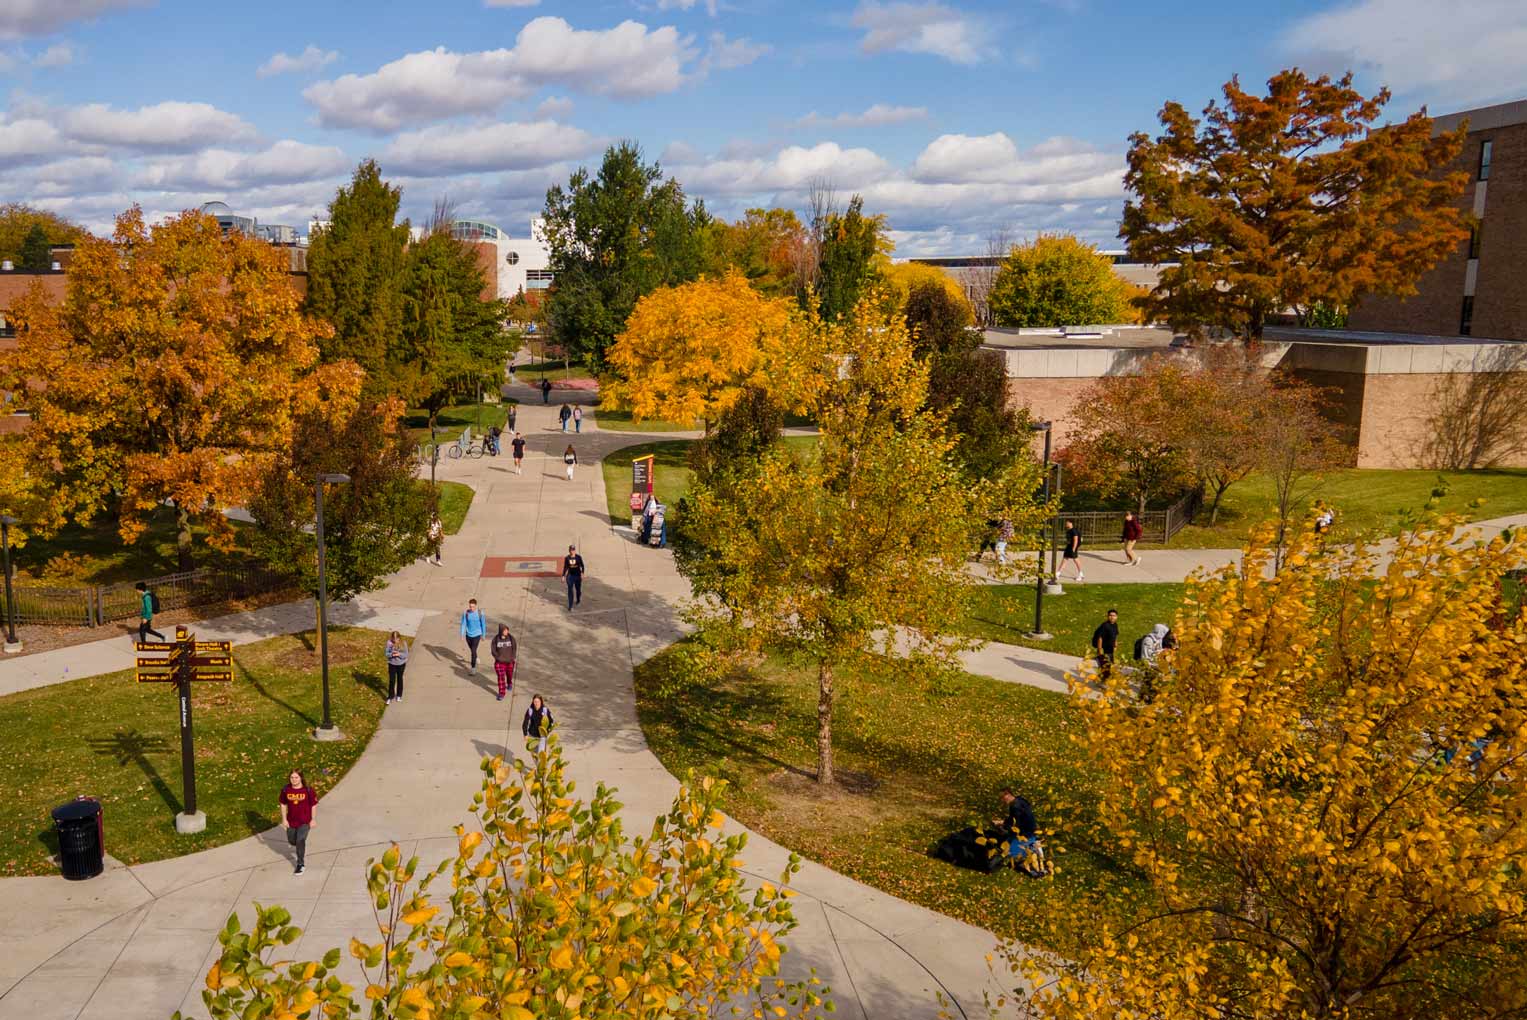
[1349, 99, 1527, 340]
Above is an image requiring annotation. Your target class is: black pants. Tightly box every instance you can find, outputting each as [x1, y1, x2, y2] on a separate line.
[286, 824, 309, 867]
[465, 635, 482, 667]
[387, 663, 405, 699]
[139, 619, 165, 642]
[566, 573, 582, 608]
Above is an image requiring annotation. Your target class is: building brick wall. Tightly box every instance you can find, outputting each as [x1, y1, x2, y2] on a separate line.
[1004, 377, 1097, 451]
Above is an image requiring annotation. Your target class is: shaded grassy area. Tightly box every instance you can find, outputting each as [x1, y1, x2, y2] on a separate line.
[600, 437, 817, 524]
[13, 511, 260, 586]
[964, 582, 1188, 658]
[405, 402, 511, 445]
[0, 628, 389, 876]
[593, 406, 701, 433]
[434, 481, 475, 535]
[1147, 468, 1527, 549]
[635, 643, 1126, 949]
[510, 359, 593, 384]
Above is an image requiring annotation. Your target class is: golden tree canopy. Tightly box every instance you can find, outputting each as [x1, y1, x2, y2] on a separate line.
[4, 206, 358, 562]
[601, 270, 797, 428]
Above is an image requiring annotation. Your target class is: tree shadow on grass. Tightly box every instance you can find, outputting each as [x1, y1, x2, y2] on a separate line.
[351, 669, 385, 698]
[240, 665, 320, 728]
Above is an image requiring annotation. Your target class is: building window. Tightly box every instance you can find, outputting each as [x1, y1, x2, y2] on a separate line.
[1460, 296, 1474, 336]
[1478, 140, 1492, 181]
[525, 269, 554, 290]
[1468, 225, 1481, 259]
[505, 251, 519, 265]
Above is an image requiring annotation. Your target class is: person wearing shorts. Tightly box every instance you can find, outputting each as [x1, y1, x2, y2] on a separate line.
[491, 623, 517, 702]
[511, 432, 526, 474]
[1060, 519, 1084, 581]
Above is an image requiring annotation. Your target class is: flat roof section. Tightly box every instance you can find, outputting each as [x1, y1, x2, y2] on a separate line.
[1265, 326, 1526, 347]
[980, 326, 1178, 350]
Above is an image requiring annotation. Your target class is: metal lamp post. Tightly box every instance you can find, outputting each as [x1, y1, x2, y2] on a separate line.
[0, 516, 20, 653]
[313, 473, 350, 741]
[1027, 422, 1054, 641]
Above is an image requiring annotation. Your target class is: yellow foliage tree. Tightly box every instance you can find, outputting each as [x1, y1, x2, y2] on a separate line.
[601, 270, 797, 431]
[882, 261, 972, 315]
[1009, 518, 1527, 1020]
[178, 739, 830, 1020]
[4, 207, 360, 568]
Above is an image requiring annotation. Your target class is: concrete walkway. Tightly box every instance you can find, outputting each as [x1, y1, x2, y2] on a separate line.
[0, 387, 1012, 1020]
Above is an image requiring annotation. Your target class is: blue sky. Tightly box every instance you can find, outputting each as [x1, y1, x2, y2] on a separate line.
[3, 0, 1525, 254]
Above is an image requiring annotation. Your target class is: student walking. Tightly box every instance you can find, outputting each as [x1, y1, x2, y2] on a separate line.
[572, 406, 583, 433]
[491, 623, 517, 702]
[278, 770, 317, 875]
[563, 444, 578, 481]
[460, 598, 486, 669]
[135, 581, 165, 643]
[1120, 511, 1143, 567]
[511, 432, 526, 474]
[995, 518, 1014, 566]
[1060, 519, 1084, 581]
[427, 513, 444, 565]
[559, 403, 572, 432]
[561, 544, 585, 610]
[506, 404, 517, 434]
[523, 694, 554, 754]
[540, 378, 552, 404]
[385, 631, 408, 704]
[1092, 609, 1120, 680]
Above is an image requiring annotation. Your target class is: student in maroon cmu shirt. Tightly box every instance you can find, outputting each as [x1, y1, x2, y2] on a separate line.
[1120, 511, 1144, 567]
[278, 769, 317, 875]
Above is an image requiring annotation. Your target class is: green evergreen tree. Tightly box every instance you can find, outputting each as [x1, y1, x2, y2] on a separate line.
[305, 160, 411, 386]
[815, 195, 884, 322]
[17, 224, 51, 272]
[541, 143, 707, 369]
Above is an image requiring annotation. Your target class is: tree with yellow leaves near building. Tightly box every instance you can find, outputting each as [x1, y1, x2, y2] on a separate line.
[4, 206, 360, 569]
[600, 270, 797, 432]
[179, 739, 830, 1020]
[1008, 517, 1527, 1020]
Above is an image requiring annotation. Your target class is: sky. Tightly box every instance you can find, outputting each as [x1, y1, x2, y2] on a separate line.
[3, 0, 1525, 256]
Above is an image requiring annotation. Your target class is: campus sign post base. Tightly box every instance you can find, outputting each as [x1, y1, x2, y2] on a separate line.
[312, 725, 344, 742]
[175, 811, 207, 834]
[1044, 581, 1065, 596]
[1026, 630, 1053, 641]
[3, 640, 21, 654]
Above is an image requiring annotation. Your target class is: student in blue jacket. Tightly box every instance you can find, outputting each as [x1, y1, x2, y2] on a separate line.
[460, 598, 486, 669]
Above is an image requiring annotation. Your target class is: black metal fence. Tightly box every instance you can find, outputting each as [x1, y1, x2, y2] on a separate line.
[1042, 488, 1204, 549]
[8, 564, 291, 628]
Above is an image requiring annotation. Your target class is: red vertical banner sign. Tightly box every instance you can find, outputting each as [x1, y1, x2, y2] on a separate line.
[630, 454, 655, 512]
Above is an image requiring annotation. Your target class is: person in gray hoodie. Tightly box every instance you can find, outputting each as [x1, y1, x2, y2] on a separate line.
[385, 631, 409, 704]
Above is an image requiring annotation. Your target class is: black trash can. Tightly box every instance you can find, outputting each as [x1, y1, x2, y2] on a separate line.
[52, 797, 104, 881]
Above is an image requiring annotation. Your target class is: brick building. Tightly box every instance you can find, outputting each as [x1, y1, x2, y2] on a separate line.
[1348, 98, 1527, 340]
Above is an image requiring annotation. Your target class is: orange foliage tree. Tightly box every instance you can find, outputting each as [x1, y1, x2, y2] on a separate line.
[1009, 517, 1527, 1020]
[1122, 70, 1469, 340]
[4, 207, 360, 568]
[601, 270, 798, 431]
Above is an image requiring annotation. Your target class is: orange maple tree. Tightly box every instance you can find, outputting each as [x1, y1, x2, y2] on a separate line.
[4, 207, 361, 568]
[1122, 69, 1469, 340]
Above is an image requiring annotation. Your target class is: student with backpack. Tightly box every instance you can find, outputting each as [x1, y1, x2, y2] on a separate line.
[563, 444, 578, 481]
[523, 694, 553, 754]
[559, 403, 572, 432]
[135, 581, 165, 643]
[460, 598, 486, 670]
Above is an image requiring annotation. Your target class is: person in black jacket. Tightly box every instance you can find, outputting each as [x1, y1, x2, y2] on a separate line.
[523, 694, 553, 754]
[997, 788, 1044, 874]
[1092, 609, 1119, 679]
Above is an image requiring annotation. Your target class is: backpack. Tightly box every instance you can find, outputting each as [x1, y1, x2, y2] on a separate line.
[149, 591, 162, 613]
[1132, 635, 1146, 661]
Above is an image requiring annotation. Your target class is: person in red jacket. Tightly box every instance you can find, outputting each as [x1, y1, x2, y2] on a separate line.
[278, 770, 318, 875]
[1121, 511, 1143, 567]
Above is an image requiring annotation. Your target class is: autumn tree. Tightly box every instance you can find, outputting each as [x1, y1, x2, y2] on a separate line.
[601, 270, 797, 431]
[679, 296, 1038, 784]
[700, 207, 808, 299]
[988, 234, 1133, 328]
[814, 195, 887, 322]
[1122, 69, 1469, 340]
[0, 203, 86, 263]
[1259, 378, 1348, 567]
[884, 261, 971, 319]
[1013, 518, 1527, 1020]
[4, 207, 359, 569]
[17, 224, 52, 272]
[1167, 346, 1268, 523]
[178, 742, 830, 1020]
[247, 396, 433, 603]
[1060, 358, 1198, 515]
[305, 159, 412, 385]
[542, 143, 708, 369]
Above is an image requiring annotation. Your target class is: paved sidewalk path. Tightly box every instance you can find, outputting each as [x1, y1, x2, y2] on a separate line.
[0, 389, 1012, 1020]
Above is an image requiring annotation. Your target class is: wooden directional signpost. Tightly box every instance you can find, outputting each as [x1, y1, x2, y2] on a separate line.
[135, 625, 233, 834]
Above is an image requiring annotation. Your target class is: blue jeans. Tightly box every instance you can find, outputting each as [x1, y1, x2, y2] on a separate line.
[574, 418, 581, 433]
[566, 573, 582, 608]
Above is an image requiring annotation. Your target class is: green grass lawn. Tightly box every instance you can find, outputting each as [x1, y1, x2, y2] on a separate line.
[13, 511, 260, 586]
[593, 406, 702, 433]
[434, 481, 475, 535]
[635, 643, 1123, 950]
[964, 582, 1188, 658]
[0, 627, 389, 876]
[600, 437, 817, 524]
[510, 359, 593, 384]
[405, 402, 511, 445]
[1156, 468, 1527, 549]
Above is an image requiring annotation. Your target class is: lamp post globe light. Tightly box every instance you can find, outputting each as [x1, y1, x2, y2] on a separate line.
[1027, 422, 1054, 641]
[313, 473, 350, 741]
[0, 516, 20, 653]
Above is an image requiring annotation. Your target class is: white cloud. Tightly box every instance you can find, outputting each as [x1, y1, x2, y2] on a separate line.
[535, 95, 574, 117]
[257, 44, 338, 78]
[59, 100, 258, 151]
[851, 2, 990, 65]
[1282, 0, 1527, 106]
[0, 0, 145, 39]
[798, 103, 928, 128]
[380, 120, 606, 176]
[0, 116, 70, 167]
[668, 141, 893, 195]
[700, 31, 768, 72]
[34, 42, 74, 66]
[657, 0, 719, 15]
[911, 132, 1122, 194]
[133, 140, 349, 191]
[304, 17, 698, 132]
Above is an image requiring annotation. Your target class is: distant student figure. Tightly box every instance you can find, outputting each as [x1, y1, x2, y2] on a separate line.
[427, 514, 444, 565]
[559, 403, 572, 432]
[506, 404, 517, 433]
[511, 432, 526, 474]
[995, 518, 1014, 566]
[1121, 511, 1143, 567]
[135, 581, 165, 643]
[1092, 608, 1120, 680]
[1314, 502, 1335, 535]
[563, 444, 578, 481]
[1060, 519, 1084, 581]
[523, 694, 554, 754]
[491, 623, 517, 702]
[562, 544, 586, 610]
[278, 770, 317, 875]
[540, 377, 553, 404]
[572, 405, 583, 433]
[460, 598, 486, 669]
[384, 631, 408, 704]
[1136, 623, 1173, 665]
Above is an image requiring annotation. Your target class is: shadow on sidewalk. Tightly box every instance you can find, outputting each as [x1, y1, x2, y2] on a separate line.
[421, 643, 501, 697]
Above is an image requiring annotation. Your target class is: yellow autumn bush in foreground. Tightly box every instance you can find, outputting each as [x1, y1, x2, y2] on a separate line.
[179, 739, 830, 1020]
[1012, 518, 1527, 1020]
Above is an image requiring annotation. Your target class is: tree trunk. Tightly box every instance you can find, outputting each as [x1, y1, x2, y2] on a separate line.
[816, 659, 835, 785]
[175, 502, 193, 571]
[1248, 306, 1266, 343]
[1208, 481, 1230, 525]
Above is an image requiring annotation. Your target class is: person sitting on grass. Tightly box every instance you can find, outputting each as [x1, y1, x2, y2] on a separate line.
[997, 788, 1046, 876]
